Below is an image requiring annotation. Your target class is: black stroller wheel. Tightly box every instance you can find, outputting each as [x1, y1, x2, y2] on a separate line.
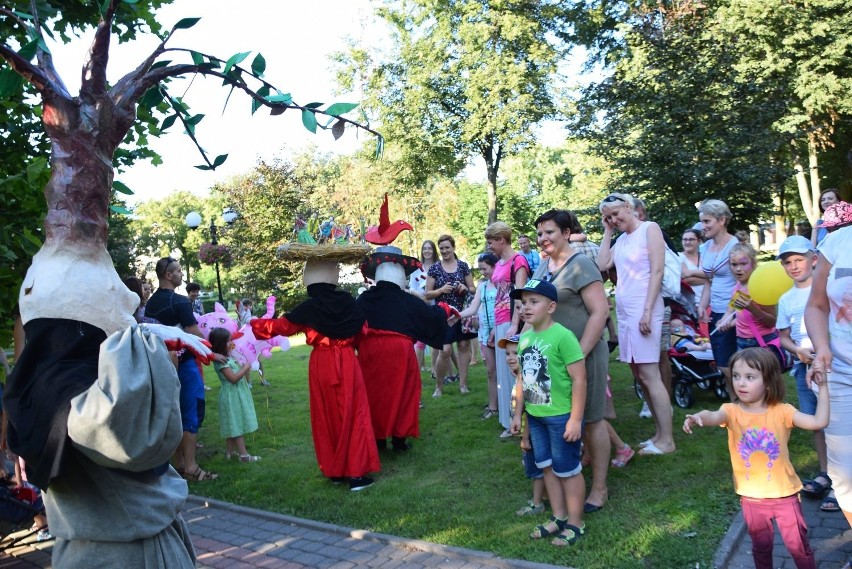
[674, 381, 694, 409]
[714, 382, 729, 400]
[696, 379, 712, 391]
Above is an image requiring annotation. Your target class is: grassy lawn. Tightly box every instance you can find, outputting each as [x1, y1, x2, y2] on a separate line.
[192, 341, 817, 568]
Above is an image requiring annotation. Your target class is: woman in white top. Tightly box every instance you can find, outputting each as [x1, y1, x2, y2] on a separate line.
[679, 228, 708, 314]
[409, 240, 437, 372]
[806, 215, 852, 528]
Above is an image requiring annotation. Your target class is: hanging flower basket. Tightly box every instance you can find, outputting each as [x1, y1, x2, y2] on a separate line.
[198, 243, 234, 267]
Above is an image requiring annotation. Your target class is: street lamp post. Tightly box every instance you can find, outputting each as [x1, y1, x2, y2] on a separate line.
[185, 208, 238, 305]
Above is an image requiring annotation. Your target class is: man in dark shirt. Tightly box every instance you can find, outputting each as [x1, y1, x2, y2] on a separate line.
[145, 257, 217, 481]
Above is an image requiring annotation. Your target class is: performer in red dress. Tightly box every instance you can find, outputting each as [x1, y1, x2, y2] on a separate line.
[252, 260, 380, 491]
[358, 247, 455, 451]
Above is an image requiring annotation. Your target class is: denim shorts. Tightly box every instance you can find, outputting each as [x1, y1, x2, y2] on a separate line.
[792, 363, 817, 415]
[709, 312, 737, 368]
[527, 413, 583, 478]
[178, 358, 206, 433]
[522, 449, 543, 480]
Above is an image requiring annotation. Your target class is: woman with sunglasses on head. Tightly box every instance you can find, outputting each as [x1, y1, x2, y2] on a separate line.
[597, 194, 675, 456]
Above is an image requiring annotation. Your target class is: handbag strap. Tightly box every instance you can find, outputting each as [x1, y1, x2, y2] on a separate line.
[743, 314, 770, 347]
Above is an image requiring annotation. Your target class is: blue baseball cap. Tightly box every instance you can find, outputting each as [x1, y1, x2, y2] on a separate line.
[510, 279, 558, 302]
[776, 235, 814, 259]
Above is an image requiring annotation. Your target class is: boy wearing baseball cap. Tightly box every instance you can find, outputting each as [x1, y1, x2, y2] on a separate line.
[776, 236, 837, 511]
[508, 279, 587, 546]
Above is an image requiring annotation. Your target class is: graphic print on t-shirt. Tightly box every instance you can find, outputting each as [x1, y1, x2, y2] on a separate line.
[520, 340, 552, 406]
[737, 427, 780, 481]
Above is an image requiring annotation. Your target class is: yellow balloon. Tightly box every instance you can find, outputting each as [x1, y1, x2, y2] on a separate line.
[748, 262, 794, 305]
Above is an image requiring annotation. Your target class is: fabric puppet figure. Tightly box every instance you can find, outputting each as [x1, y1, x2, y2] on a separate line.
[251, 259, 380, 491]
[357, 247, 456, 452]
[5, 238, 207, 565]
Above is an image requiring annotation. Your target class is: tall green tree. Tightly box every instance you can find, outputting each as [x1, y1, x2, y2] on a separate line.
[131, 190, 208, 281]
[716, 0, 852, 223]
[337, 0, 566, 224]
[572, 2, 790, 235]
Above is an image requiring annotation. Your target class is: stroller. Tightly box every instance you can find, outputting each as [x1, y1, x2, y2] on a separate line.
[667, 300, 728, 409]
[0, 482, 49, 551]
[631, 285, 728, 409]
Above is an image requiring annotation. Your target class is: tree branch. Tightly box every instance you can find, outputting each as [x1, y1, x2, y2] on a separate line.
[29, 0, 71, 98]
[81, 0, 118, 101]
[0, 42, 51, 92]
[114, 62, 383, 140]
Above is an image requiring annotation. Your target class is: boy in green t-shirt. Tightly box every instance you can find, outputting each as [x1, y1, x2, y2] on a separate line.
[509, 279, 587, 547]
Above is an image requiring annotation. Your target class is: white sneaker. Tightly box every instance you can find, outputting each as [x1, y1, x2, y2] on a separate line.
[639, 401, 652, 418]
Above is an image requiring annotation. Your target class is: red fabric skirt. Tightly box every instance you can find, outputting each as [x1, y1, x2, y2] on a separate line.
[308, 344, 380, 477]
[358, 329, 421, 440]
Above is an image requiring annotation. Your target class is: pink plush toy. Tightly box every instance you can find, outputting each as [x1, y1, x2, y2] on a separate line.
[195, 297, 290, 368]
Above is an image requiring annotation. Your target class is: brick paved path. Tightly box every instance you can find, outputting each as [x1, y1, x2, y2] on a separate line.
[0, 496, 568, 569]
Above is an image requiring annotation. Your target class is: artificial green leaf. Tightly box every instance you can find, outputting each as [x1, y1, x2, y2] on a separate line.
[190, 51, 205, 65]
[301, 109, 317, 133]
[109, 204, 133, 215]
[251, 53, 266, 77]
[266, 93, 292, 104]
[112, 180, 133, 195]
[305, 102, 323, 110]
[223, 51, 251, 74]
[252, 86, 270, 115]
[161, 114, 178, 130]
[331, 118, 345, 140]
[0, 69, 24, 99]
[186, 113, 205, 126]
[122, 0, 141, 4]
[12, 10, 33, 19]
[173, 17, 201, 30]
[325, 102, 358, 116]
[139, 86, 164, 108]
[18, 39, 39, 60]
[195, 164, 212, 171]
[213, 154, 228, 167]
[100, 0, 110, 13]
[270, 106, 286, 116]
[150, 60, 171, 70]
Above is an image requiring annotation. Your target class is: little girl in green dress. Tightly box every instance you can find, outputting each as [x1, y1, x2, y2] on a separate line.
[209, 327, 260, 462]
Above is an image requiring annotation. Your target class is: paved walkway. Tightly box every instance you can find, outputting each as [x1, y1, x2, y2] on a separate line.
[1, 492, 849, 568]
[0, 495, 568, 569]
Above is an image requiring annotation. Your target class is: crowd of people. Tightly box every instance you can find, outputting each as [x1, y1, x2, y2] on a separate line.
[4, 193, 852, 567]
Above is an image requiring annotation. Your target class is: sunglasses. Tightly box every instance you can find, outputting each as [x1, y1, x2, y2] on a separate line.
[602, 195, 626, 204]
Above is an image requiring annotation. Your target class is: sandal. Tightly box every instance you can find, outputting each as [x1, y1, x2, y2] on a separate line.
[183, 466, 218, 482]
[611, 445, 635, 468]
[551, 523, 585, 547]
[801, 472, 832, 498]
[530, 516, 567, 540]
[240, 455, 261, 462]
[516, 500, 546, 516]
[821, 493, 841, 513]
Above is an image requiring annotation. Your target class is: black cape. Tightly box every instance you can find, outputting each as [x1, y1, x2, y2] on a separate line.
[4, 319, 105, 490]
[356, 281, 448, 349]
[287, 282, 366, 339]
